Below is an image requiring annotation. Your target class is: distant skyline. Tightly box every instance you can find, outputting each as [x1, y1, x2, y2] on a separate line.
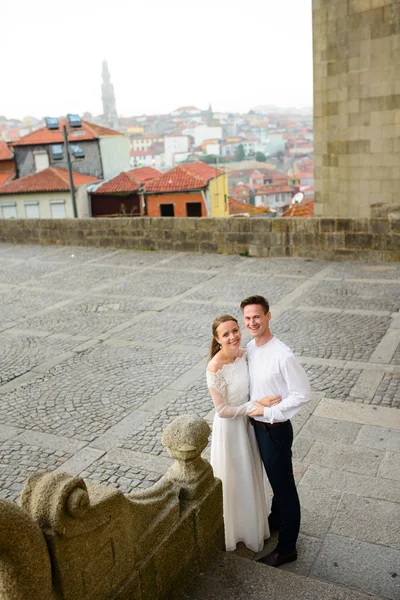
[2, 0, 313, 121]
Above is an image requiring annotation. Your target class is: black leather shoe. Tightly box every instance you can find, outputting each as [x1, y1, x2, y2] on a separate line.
[257, 549, 297, 568]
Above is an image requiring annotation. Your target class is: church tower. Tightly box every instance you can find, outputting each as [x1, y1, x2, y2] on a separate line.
[206, 102, 213, 126]
[101, 60, 118, 128]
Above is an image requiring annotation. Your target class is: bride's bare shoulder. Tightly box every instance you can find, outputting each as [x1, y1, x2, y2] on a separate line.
[239, 348, 247, 358]
[207, 354, 222, 374]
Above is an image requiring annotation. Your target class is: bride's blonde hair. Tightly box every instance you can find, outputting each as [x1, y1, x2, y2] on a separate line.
[209, 314, 239, 360]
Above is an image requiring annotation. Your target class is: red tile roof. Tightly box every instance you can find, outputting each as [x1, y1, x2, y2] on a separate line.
[282, 199, 314, 217]
[12, 120, 122, 146]
[172, 106, 201, 112]
[0, 172, 15, 186]
[145, 166, 207, 193]
[269, 173, 288, 180]
[130, 150, 154, 156]
[231, 183, 250, 193]
[256, 184, 293, 195]
[128, 167, 160, 182]
[0, 167, 100, 195]
[296, 159, 314, 171]
[90, 167, 161, 195]
[5, 128, 21, 141]
[229, 197, 271, 216]
[0, 141, 13, 160]
[230, 184, 250, 201]
[298, 171, 314, 180]
[200, 139, 219, 147]
[91, 172, 140, 195]
[182, 162, 223, 180]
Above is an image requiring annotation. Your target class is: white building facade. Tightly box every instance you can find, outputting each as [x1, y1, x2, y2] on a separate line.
[164, 136, 191, 166]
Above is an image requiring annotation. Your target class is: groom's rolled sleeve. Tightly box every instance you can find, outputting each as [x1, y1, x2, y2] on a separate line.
[263, 356, 311, 423]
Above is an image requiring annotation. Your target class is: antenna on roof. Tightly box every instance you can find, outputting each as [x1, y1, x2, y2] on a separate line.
[292, 192, 304, 205]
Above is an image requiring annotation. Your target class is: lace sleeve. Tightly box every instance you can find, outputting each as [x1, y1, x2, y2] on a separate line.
[206, 370, 257, 419]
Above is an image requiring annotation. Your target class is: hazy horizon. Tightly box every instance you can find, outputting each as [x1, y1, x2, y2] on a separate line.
[2, 0, 313, 121]
[2, 102, 314, 123]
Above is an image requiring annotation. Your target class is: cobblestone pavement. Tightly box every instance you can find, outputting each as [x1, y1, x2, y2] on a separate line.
[80, 457, 162, 495]
[273, 310, 391, 361]
[0, 439, 74, 501]
[297, 280, 400, 313]
[0, 243, 399, 504]
[120, 378, 212, 457]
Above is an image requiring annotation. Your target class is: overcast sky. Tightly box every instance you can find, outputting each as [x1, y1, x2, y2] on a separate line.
[2, 0, 313, 120]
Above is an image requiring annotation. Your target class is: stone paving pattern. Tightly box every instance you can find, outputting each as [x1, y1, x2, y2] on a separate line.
[0, 243, 399, 599]
[80, 458, 162, 495]
[274, 310, 391, 362]
[302, 365, 362, 401]
[121, 378, 212, 457]
[0, 439, 74, 501]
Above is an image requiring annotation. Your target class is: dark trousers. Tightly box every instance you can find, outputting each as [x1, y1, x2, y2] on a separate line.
[253, 420, 300, 553]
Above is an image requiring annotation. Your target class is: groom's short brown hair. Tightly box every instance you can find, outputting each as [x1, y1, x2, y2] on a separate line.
[240, 295, 269, 314]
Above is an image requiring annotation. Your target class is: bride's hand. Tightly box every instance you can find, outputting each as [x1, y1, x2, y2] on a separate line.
[258, 395, 281, 407]
[248, 401, 265, 416]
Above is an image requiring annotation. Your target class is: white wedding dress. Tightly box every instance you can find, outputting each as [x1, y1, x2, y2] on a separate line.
[206, 354, 270, 552]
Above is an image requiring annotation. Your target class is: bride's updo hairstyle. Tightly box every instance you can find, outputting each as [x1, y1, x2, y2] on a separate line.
[209, 314, 239, 360]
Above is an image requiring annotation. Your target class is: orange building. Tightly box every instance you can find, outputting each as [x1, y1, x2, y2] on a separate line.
[0, 141, 16, 186]
[146, 191, 205, 217]
[144, 163, 227, 217]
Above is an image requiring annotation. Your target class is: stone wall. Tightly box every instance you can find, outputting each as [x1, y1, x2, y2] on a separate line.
[0, 217, 398, 261]
[313, 0, 400, 218]
[0, 416, 224, 600]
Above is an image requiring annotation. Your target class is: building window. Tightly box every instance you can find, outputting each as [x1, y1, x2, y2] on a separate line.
[50, 200, 66, 218]
[160, 204, 175, 217]
[25, 201, 40, 218]
[0, 202, 17, 218]
[50, 145, 64, 161]
[34, 151, 49, 172]
[186, 202, 202, 217]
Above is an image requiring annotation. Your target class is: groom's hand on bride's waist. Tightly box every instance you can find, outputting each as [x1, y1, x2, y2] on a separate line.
[259, 395, 281, 407]
[248, 395, 281, 416]
[248, 401, 265, 417]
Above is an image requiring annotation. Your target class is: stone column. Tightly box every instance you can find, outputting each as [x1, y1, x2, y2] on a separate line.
[313, 0, 400, 218]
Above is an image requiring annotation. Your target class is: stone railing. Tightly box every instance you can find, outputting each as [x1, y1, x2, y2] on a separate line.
[0, 217, 399, 261]
[0, 416, 224, 600]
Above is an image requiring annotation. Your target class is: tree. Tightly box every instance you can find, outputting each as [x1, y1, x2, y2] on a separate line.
[234, 144, 245, 161]
[199, 155, 219, 164]
[255, 152, 267, 162]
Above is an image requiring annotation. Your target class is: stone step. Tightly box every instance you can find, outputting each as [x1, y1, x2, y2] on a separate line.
[183, 552, 383, 600]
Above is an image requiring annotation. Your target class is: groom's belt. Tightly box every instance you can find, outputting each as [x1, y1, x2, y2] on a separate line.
[250, 418, 288, 429]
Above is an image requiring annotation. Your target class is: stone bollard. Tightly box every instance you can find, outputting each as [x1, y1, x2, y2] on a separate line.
[162, 414, 215, 504]
[0, 499, 53, 600]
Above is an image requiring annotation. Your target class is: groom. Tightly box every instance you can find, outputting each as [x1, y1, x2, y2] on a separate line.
[240, 295, 311, 567]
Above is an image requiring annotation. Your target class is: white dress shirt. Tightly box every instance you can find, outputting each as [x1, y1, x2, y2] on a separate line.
[247, 336, 311, 423]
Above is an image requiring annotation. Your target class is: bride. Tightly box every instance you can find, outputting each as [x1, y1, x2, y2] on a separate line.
[206, 314, 280, 553]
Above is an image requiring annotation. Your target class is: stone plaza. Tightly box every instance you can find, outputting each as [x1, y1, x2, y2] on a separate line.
[0, 242, 400, 599]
